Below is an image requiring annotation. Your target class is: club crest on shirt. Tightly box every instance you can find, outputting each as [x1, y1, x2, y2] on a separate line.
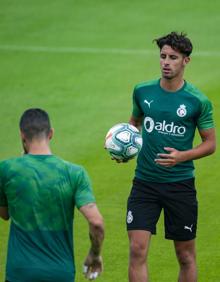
[177, 104, 187, 117]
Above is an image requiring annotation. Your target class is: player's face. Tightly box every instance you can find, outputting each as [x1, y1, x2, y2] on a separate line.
[160, 45, 190, 80]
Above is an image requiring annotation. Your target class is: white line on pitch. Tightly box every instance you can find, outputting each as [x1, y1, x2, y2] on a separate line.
[0, 45, 156, 55]
[0, 44, 219, 57]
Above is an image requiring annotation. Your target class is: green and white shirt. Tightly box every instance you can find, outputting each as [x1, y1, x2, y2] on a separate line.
[132, 79, 214, 183]
[0, 154, 95, 282]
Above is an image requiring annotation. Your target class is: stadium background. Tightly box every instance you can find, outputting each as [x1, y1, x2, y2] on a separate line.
[0, 0, 219, 281]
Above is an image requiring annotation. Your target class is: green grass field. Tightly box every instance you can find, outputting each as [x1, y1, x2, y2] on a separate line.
[0, 0, 220, 281]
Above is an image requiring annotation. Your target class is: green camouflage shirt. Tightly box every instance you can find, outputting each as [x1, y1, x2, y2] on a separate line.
[0, 154, 95, 282]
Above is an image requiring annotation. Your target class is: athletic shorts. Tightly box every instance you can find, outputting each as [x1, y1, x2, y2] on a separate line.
[126, 177, 198, 241]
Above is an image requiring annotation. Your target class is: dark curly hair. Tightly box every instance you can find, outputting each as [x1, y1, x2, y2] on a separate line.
[154, 32, 193, 56]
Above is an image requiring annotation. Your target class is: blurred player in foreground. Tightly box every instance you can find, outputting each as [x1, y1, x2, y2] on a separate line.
[126, 32, 216, 282]
[0, 108, 104, 282]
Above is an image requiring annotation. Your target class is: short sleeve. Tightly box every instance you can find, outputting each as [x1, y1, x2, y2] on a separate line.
[197, 97, 214, 130]
[132, 86, 143, 118]
[74, 167, 96, 209]
[0, 165, 8, 207]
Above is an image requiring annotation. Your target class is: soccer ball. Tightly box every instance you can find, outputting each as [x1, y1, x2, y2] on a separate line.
[105, 123, 143, 161]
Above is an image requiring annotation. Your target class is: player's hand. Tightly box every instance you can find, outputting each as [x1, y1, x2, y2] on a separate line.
[83, 252, 103, 280]
[154, 147, 185, 167]
[111, 157, 129, 163]
[104, 146, 128, 163]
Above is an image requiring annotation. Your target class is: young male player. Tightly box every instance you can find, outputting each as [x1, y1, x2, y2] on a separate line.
[126, 32, 216, 282]
[0, 108, 104, 282]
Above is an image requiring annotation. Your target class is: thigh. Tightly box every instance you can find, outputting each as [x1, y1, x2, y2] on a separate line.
[126, 178, 162, 234]
[163, 178, 198, 241]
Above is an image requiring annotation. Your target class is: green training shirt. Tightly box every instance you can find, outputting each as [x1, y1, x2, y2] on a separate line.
[132, 79, 214, 183]
[0, 154, 95, 282]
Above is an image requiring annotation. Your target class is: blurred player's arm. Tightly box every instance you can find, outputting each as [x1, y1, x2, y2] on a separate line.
[79, 203, 104, 280]
[0, 207, 9, 220]
[155, 128, 216, 167]
[129, 115, 143, 131]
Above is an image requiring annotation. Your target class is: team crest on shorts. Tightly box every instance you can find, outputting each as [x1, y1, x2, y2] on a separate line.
[127, 211, 133, 224]
[177, 104, 187, 117]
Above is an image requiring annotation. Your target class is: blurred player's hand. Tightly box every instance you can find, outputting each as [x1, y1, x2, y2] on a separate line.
[83, 252, 103, 280]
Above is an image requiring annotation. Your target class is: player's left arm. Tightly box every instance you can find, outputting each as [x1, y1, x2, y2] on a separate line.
[155, 127, 216, 167]
[79, 203, 104, 280]
[0, 207, 9, 220]
[74, 166, 104, 279]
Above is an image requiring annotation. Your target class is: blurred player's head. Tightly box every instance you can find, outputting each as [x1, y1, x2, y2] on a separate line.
[19, 108, 53, 153]
[154, 31, 193, 57]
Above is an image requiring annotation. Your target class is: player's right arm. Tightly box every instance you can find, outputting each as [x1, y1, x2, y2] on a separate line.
[129, 115, 143, 131]
[129, 85, 144, 131]
[79, 203, 104, 280]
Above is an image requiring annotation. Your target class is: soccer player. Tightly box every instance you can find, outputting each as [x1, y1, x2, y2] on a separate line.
[0, 108, 104, 282]
[126, 32, 216, 282]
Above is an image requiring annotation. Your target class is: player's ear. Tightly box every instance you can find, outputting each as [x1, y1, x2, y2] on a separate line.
[20, 130, 25, 141]
[20, 130, 29, 154]
[48, 128, 54, 140]
[183, 56, 190, 66]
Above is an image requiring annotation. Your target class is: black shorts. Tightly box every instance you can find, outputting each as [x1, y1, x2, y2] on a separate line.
[126, 177, 198, 241]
